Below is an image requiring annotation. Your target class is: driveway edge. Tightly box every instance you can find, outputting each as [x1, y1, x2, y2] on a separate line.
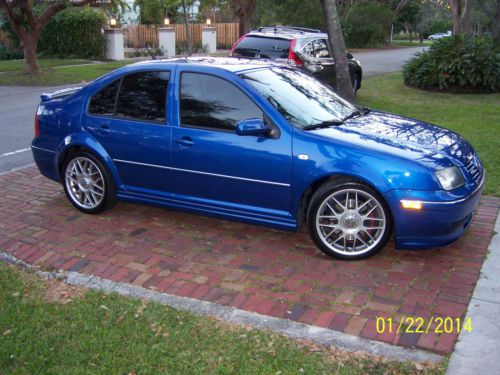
[446, 209, 500, 374]
[0, 250, 442, 364]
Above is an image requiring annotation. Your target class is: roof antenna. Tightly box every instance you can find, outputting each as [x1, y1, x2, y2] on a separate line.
[145, 43, 157, 60]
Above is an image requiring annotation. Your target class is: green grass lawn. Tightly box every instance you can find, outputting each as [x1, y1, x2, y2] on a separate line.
[0, 60, 131, 86]
[0, 264, 443, 374]
[358, 73, 500, 197]
[0, 58, 94, 72]
[392, 40, 433, 47]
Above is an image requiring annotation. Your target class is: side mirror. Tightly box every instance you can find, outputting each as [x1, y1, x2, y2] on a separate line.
[346, 52, 353, 59]
[236, 118, 269, 137]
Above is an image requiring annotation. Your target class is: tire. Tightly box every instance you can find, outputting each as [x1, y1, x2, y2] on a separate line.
[62, 151, 117, 214]
[352, 73, 361, 94]
[307, 179, 392, 260]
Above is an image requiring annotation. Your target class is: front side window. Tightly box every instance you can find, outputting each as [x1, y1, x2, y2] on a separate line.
[116, 71, 170, 123]
[241, 67, 356, 129]
[88, 71, 170, 124]
[180, 73, 263, 131]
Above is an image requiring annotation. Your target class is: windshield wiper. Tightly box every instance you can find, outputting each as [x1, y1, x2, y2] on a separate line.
[341, 107, 371, 122]
[303, 120, 343, 131]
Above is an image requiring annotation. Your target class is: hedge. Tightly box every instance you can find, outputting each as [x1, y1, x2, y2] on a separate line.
[403, 35, 500, 93]
[39, 7, 106, 59]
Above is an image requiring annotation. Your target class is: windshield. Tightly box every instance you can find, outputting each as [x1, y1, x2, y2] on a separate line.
[241, 67, 357, 129]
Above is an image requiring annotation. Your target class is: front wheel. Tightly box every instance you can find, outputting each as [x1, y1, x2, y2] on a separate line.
[62, 152, 116, 214]
[307, 180, 392, 260]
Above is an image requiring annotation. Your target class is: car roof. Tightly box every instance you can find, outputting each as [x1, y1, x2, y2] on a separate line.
[245, 26, 328, 40]
[133, 56, 283, 74]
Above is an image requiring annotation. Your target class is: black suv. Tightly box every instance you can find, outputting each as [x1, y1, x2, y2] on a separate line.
[231, 26, 362, 93]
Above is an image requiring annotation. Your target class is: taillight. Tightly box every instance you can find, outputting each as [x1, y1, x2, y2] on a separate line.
[231, 34, 247, 56]
[288, 39, 303, 66]
[34, 109, 39, 137]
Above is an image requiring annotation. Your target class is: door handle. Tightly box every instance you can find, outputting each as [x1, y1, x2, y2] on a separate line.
[175, 136, 194, 147]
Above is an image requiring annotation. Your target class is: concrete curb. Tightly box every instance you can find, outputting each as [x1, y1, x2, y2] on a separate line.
[0, 251, 443, 364]
[446, 210, 500, 375]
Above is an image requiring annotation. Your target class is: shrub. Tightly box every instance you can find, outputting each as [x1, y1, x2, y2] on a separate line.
[39, 7, 106, 59]
[403, 35, 500, 93]
[0, 44, 22, 60]
[343, 3, 393, 48]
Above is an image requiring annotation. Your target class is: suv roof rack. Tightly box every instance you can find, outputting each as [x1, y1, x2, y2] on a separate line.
[257, 26, 322, 35]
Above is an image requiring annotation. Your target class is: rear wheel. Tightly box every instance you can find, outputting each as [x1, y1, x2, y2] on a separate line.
[307, 179, 391, 260]
[62, 152, 116, 214]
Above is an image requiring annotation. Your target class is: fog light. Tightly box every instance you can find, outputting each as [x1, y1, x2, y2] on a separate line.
[401, 200, 422, 210]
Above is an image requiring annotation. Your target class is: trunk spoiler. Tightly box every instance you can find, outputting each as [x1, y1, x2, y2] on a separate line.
[40, 86, 83, 102]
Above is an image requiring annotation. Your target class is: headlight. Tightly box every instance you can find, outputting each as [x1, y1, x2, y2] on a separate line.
[435, 166, 465, 190]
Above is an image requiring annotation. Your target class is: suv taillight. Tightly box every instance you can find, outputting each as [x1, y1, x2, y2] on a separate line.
[288, 39, 303, 66]
[231, 34, 247, 56]
[34, 109, 39, 137]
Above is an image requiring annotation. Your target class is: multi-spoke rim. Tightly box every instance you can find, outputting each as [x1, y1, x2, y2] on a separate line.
[316, 188, 386, 256]
[65, 157, 105, 210]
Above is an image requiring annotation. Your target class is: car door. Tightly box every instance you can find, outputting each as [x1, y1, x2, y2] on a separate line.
[170, 68, 293, 218]
[84, 70, 174, 193]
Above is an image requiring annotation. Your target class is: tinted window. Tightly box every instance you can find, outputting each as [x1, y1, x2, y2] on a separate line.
[302, 39, 330, 58]
[234, 36, 291, 59]
[115, 71, 170, 123]
[89, 79, 120, 116]
[302, 41, 315, 57]
[315, 39, 330, 58]
[242, 68, 356, 129]
[180, 73, 263, 131]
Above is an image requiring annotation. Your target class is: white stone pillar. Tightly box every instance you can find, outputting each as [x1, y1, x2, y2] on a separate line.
[158, 28, 176, 57]
[201, 26, 216, 54]
[105, 28, 124, 60]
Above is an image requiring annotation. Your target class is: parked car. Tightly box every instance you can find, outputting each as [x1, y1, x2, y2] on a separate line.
[32, 57, 483, 260]
[428, 33, 450, 40]
[230, 26, 363, 93]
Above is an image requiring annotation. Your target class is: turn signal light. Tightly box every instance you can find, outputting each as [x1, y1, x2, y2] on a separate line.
[401, 200, 422, 210]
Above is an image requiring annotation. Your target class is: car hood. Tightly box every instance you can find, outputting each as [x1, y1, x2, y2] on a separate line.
[312, 110, 473, 168]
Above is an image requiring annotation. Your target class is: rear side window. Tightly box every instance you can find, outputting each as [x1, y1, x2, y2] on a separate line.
[89, 79, 120, 116]
[88, 71, 170, 124]
[116, 71, 170, 123]
[234, 36, 290, 58]
[180, 72, 263, 132]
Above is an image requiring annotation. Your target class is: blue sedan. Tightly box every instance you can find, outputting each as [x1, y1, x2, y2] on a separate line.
[31, 57, 484, 259]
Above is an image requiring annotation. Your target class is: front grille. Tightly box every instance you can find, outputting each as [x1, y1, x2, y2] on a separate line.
[464, 154, 483, 185]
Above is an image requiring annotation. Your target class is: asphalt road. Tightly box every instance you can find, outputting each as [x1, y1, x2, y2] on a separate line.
[0, 46, 427, 174]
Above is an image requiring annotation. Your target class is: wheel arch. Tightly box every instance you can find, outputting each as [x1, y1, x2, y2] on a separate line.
[55, 133, 123, 189]
[296, 173, 393, 229]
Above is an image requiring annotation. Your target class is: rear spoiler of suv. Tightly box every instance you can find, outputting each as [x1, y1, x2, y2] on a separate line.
[40, 86, 83, 102]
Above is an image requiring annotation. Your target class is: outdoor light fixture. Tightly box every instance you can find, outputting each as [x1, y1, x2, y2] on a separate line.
[206, 18, 211, 26]
[110, 16, 117, 27]
[164, 17, 170, 26]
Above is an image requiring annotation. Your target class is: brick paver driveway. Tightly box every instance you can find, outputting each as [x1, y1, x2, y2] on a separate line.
[1, 167, 498, 354]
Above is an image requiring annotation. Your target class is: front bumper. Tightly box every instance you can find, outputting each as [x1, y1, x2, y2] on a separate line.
[383, 176, 484, 250]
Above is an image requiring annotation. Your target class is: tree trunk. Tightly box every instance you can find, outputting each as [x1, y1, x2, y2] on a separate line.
[320, 0, 354, 102]
[22, 34, 40, 74]
[409, 30, 413, 43]
[229, 0, 256, 37]
[237, 13, 252, 37]
[181, 0, 192, 54]
[492, 0, 500, 45]
[452, 0, 462, 35]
